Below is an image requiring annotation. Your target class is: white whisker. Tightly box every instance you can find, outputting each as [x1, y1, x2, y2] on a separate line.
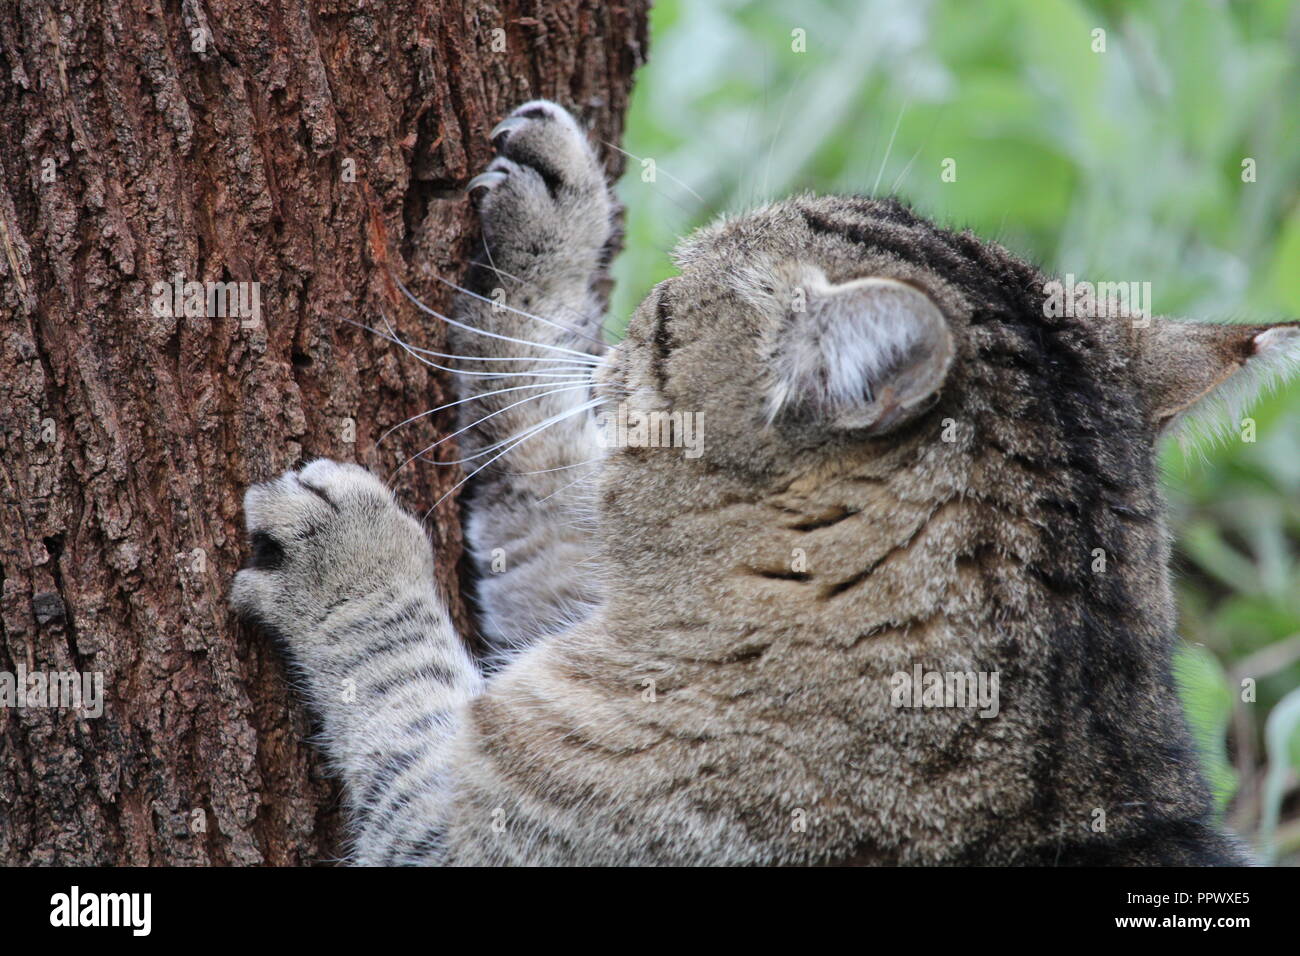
[536, 465, 604, 504]
[427, 389, 606, 467]
[340, 316, 599, 367]
[377, 380, 592, 448]
[375, 312, 595, 381]
[891, 106, 946, 196]
[458, 260, 615, 343]
[872, 102, 908, 196]
[601, 141, 704, 204]
[394, 384, 597, 476]
[890, 145, 923, 195]
[430, 274, 608, 353]
[394, 276, 595, 359]
[505, 455, 607, 477]
[421, 398, 604, 522]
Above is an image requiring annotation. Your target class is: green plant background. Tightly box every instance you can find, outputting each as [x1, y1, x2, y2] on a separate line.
[611, 0, 1300, 862]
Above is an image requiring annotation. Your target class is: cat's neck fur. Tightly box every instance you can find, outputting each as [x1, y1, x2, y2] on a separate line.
[586, 431, 1221, 864]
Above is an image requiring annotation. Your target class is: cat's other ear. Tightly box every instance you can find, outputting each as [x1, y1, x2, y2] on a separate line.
[1135, 319, 1300, 437]
[766, 275, 954, 433]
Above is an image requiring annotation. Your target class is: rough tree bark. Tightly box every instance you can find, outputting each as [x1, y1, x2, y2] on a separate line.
[0, 0, 647, 865]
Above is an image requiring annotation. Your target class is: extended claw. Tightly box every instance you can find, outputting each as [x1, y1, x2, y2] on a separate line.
[466, 170, 508, 195]
[490, 116, 528, 149]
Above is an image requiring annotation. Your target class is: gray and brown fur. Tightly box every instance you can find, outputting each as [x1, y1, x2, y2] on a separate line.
[232, 100, 1299, 865]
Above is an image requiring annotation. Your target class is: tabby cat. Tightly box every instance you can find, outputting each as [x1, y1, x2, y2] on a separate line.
[232, 100, 1298, 865]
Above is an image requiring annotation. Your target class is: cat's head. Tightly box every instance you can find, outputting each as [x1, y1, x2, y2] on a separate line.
[602, 194, 1299, 496]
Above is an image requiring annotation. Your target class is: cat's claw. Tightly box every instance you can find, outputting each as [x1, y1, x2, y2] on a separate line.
[466, 169, 508, 194]
[489, 99, 589, 153]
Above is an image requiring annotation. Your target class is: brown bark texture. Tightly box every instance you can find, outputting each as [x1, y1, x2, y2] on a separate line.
[0, 0, 647, 864]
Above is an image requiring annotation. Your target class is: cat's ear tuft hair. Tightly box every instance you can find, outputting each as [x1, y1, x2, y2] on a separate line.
[766, 274, 954, 433]
[1137, 319, 1300, 441]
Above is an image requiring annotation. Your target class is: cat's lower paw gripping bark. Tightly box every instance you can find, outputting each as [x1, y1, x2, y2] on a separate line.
[230, 459, 439, 665]
[231, 460, 479, 864]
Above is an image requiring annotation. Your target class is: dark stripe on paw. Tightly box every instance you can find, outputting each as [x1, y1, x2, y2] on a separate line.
[366, 661, 463, 697]
[389, 825, 449, 865]
[325, 596, 436, 646]
[334, 623, 444, 672]
[408, 825, 448, 857]
[356, 746, 432, 822]
[398, 710, 448, 737]
[297, 478, 341, 512]
[368, 772, 448, 838]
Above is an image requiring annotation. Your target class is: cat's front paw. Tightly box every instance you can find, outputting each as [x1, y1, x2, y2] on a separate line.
[467, 99, 614, 274]
[230, 459, 435, 656]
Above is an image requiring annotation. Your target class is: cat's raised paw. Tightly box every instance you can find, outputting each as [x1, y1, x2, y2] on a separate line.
[466, 99, 613, 267]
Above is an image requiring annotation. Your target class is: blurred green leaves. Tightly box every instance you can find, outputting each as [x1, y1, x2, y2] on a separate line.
[1173, 644, 1237, 813]
[1262, 688, 1300, 861]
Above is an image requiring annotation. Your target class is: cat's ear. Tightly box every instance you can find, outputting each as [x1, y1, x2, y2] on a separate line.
[766, 275, 954, 433]
[1135, 319, 1300, 437]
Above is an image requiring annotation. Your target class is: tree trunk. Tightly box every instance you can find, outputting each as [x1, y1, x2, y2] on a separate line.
[0, 0, 647, 865]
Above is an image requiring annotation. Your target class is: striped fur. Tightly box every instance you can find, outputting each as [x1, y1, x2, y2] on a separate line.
[231, 101, 1300, 865]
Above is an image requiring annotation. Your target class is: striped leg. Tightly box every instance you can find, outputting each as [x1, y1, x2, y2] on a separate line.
[231, 459, 480, 864]
[450, 99, 615, 653]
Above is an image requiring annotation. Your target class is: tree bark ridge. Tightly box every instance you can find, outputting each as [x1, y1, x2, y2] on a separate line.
[0, 0, 648, 865]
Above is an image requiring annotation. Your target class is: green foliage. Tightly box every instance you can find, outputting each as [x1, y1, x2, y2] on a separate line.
[1172, 644, 1237, 813]
[1262, 688, 1300, 861]
[617, 0, 1300, 861]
